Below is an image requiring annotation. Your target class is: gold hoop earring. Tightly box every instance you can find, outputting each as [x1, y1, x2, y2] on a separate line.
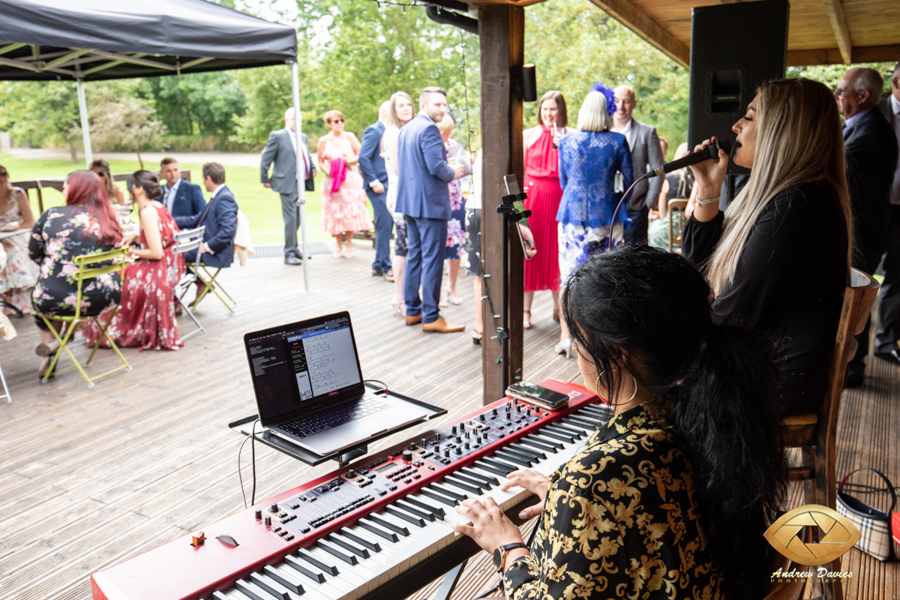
[593, 371, 604, 395]
[626, 373, 638, 404]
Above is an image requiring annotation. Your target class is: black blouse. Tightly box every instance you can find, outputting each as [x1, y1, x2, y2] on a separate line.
[682, 180, 848, 416]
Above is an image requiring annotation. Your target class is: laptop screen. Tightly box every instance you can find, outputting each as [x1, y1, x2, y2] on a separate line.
[244, 312, 364, 424]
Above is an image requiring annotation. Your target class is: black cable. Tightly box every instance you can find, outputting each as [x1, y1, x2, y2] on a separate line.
[238, 434, 252, 509]
[607, 172, 651, 251]
[237, 417, 260, 509]
[364, 379, 389, 394]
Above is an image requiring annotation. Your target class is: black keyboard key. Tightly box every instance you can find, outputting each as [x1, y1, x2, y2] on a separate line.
[263, 565, 305, 595]
[497, 448, 535, 466]
[369, 513, 410, 537]
[249, 573, 291, 600]
[284, 554, 326, 584]
[328, 533, 370, 558]
[296, 548, 339, 576]
[385, 505, 426, 528]
[235, 579, 273, 600]
[452, 470, 492, 490]
[474, 460, 512, 478]
[404, 496, 446, 519]
[431, 482, 469, 502]
[444, 475, 483, 495]
[536, 429, 574, 444]
[420, 486, 459, 507]
[396, 499, 437, 521]
[317, 538, 359, 565]
[339, 527, 381, 552]
[506, 444, 545, 460]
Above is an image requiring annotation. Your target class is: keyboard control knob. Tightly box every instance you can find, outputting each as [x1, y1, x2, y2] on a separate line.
[402, 450, 413, 462]
[269, 503, 279, 513]
[444, 449, 451, 458]
[264, 516, 272, 527]
[451, 425, 457, 434]
[455, 447, 462, 455]
[464, 442, 470, 450]
[254, 509, 262, 520]
[347, 469, 356, 478]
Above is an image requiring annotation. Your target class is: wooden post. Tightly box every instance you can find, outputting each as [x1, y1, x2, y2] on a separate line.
[478, 5, 525, 404]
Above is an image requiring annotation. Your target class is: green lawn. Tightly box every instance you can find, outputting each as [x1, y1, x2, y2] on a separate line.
[0, 153, 373, 245]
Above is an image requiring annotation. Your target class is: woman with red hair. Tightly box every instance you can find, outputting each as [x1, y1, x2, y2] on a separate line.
[29, 170, 123, 377]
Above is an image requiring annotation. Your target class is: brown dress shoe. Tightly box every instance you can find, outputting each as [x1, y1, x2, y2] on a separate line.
[422, 317, 465, 333]
[405, 314, 423, 326]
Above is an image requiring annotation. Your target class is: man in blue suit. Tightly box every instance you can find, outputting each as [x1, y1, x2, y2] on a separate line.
[359, 101, 394, 280]
[159, 157, 206, 220]
[396, 87, 465, 333]
[175, 162, 238, 275]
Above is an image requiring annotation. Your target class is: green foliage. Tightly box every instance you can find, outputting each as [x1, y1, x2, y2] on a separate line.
[0, 80, 82, 160]
[787, 63, 896, 94]
[161, 134, 253, 153]
[230, 66, 297, 148]
[85, 87, 165, 167]
[148, 72, 247, 136]
[524, 0, 689, 152]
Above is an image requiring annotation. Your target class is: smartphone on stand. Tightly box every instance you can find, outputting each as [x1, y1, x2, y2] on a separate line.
[506, 382, 570, 410]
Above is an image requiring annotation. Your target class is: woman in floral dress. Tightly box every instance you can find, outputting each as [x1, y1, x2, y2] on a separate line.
[29, 170, 123, 377]
[437, 115, 472, 306]
[317, 109, 373, 258]
[0, 164, 40, 314]
[85, 171, 185, 351]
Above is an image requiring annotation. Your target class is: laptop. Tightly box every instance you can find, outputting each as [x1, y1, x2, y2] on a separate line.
[243, 311, 428, 456]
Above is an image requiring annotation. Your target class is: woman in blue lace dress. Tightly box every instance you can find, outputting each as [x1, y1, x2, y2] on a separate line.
[555, 86, 633, 357]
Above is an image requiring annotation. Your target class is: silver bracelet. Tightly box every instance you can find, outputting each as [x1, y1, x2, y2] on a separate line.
[696, 196, 720, 205]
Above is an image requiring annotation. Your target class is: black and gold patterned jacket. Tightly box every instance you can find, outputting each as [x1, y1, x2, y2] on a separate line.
[503, 402, 724, 599]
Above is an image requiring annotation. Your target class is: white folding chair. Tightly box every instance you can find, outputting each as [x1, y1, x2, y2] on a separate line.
[173, 226, 206, 340]
[0, 362, 10, 404]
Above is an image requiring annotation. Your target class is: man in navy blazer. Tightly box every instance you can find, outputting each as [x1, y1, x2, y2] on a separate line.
[175, 162, 238, 271]
[359, 101, 394, 279]
[159, 157, 206, 220]
[395, 87, 465, 333]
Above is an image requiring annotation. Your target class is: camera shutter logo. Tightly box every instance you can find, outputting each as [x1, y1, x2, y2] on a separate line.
[764, 505, 861, 566]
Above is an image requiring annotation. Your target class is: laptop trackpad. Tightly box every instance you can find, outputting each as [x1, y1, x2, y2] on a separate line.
[300, 410, 427, 455]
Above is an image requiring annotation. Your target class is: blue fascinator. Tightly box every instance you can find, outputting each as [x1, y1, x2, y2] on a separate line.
[591, 81, 616, 115]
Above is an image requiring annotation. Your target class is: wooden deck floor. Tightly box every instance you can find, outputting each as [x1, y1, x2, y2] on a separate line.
[0, 244, 896, 600]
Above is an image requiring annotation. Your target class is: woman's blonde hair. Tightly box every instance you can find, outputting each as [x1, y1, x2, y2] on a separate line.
[705, 78, 852, 294]
[389, 91, 414, 129]
[324, 110, 344, 125]
[89, 159, 117, 198]
[437, 114, 455, 137]
[576, 91, 611, 133]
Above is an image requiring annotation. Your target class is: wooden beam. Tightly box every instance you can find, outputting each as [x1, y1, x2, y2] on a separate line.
[822, 0, 852, 64]
[586, 0, 689, 67]
[787, 44, 900, 67]
[479, 4, 525, 403]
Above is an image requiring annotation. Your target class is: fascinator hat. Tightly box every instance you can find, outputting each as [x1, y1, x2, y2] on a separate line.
[591, 81, 616, 115]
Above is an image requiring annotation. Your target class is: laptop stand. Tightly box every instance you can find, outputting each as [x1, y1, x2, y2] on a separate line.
[229, 384, 447, 467]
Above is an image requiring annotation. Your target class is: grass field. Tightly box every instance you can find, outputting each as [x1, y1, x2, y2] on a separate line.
[0, 153, 375, 246]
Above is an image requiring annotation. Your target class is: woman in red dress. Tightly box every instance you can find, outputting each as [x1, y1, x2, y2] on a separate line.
[522, 91, 569, 329]
[85, 171, 185, 351]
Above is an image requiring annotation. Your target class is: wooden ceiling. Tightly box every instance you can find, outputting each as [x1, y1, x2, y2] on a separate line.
[587, 0, 900, 67]
[464, 0, 900, 68]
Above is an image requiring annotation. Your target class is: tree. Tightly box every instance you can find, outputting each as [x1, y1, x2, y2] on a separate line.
[85, 88, 165, 168]
[148, 72, 247, 136]
[0, 81, 82, 162]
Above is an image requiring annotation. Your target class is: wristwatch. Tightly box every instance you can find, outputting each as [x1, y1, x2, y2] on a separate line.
[493, 542, 528, 572]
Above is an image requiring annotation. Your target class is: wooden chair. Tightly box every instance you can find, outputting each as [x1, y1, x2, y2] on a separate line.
[35, 247, 132, 388]
[667, 199, 688, 253]
[779, 268, 880, 600]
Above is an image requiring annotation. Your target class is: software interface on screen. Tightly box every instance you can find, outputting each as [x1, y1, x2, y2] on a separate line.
[246, 316, 362, 422]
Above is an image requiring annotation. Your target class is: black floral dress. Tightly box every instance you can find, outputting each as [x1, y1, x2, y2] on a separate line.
[503, 402, 724, 599]
[29, 206, 121, 320]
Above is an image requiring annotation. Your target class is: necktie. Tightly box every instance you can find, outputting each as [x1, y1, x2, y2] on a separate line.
[197, 196, 213, 225]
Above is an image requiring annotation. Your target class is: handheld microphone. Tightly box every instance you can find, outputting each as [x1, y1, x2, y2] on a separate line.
[648, 139, 733, 178]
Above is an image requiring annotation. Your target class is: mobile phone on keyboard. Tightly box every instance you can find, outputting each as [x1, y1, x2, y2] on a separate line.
[506, 382, 570, 411]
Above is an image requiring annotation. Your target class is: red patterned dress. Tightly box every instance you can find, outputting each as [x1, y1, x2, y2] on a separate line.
[523, 127, 563, 291]
[85, 203, 185, 351]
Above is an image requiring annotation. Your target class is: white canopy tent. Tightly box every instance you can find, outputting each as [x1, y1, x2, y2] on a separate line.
[0, 0, 312, 290]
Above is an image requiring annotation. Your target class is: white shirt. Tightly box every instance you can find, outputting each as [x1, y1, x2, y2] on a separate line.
[287, 127, 297, 154]
[611, 118, 633, 139]
[164, 178, 181, 214]
[890, 94, 900, 206]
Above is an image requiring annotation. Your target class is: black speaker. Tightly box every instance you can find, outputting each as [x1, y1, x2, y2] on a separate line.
[687, 0, 789, 164]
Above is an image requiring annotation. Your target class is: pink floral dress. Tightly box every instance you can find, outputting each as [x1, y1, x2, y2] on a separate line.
[0, 188, 40, 312]
[321, 135, 373, 235]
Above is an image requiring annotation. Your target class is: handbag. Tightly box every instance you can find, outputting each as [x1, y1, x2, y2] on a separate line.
[305, 164, 316, 192]
[836, 467, 896, 561]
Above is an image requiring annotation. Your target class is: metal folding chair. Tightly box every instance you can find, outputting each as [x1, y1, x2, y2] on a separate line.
[192, 264, 236, 313]
[35, 246, 132, 388]
[0, 362, 10, 404]
[173, 226, 206, 340]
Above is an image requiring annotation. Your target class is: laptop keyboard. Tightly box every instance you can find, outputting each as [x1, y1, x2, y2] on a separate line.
[279, 397, 390, 440]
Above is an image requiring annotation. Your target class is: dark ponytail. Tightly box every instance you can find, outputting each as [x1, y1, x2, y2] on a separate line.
[563, 244, 786, 600]
[128, 170, 162, 200]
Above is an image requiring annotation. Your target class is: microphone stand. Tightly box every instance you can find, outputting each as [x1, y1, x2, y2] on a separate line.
[496, 189, 531, 392]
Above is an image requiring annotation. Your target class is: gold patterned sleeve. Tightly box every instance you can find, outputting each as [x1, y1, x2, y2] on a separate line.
[501, 406, 722, 600]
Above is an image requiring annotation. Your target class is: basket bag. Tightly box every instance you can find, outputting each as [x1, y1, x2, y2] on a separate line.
[836, 468, 896, 561]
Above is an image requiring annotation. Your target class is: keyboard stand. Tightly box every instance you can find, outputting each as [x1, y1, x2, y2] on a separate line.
[229, 384, 447, 467]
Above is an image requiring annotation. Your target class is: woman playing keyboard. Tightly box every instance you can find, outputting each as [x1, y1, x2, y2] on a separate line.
[453, 244, 786, 600]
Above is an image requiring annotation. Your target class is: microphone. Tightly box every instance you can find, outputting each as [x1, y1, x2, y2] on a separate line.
[648, 139, 733, 178]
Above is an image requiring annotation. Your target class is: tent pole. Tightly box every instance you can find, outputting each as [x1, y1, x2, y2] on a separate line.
[291, 61, 310, 293]
[76, 79, 93, 167]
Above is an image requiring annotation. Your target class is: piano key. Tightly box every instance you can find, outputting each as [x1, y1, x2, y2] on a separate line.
[406, 494, 449, 519]
[212, 592, 230, 600]
[443, 475, 483, 495]
[419, 486, 458, 507]
[284, 554, 328, 584]
[249, 573, 292, 600]
[523, 434, 563, 451]
[235, 578, 280, 600]
[346, 522, 404, 582]
[503, 444, 545, 461]
[304, 547, 370, 597]
[431, 482, 469, 502]
[495, 447, 535, 466]
[396, 498, 438, 521]
[473, 459, 513, 478]
[533, 428, 573, 443]
[358, 517, 400, 542]
[449, 470, 492, 489]
[563, 415, 599, 430]
[328, 532, 371, 559]
[457, 467, 499, 487]
[297, 547, 340, 577]
[481, 455, 519, 474]
[317, 538, 359, 565]
[338, 527, 381, 552]
[385, 504, 427, 527]
[546, 423, 584, 439]
[369, 513, 411, 536]
[263, 565, 305, 595]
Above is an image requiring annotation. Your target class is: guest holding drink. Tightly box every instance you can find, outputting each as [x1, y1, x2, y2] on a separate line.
[521, 91, 568, 329]
[318, 110, 372, 258]
[0, 164, 39, 314]
[383, 91, 415, 315]
[437, 114, 472, 306]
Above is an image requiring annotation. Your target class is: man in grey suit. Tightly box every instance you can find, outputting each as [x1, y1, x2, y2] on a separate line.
[261, 107, 313, 265]
[612, 85, 664, 245]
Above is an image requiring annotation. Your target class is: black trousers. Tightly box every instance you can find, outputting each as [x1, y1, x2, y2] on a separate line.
[874, 205, 900, 354]
[623, 207, 649, 245]
[851, 207, 891, 367]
